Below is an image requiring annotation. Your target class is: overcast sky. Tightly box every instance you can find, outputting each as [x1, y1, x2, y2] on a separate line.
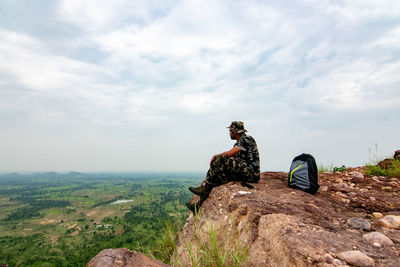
[0, 0, 399, 173]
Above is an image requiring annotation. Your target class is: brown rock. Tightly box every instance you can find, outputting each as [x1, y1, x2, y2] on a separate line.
[372, 212, 383, 219]
[347, 217, 371, 231]
[377, 150, 400, 169]
[347, 191, 357, 197]
[338, 250, 375, 267]
[336, 178, 344, 183]
[394, 150, 400, 160]
[373, 219, 393, 229]
[381, 186, 392, 191]
[87, 248, 169, 267]
[320, 185, 328, 192]
[83, 165, 399, 267]
[373, 242, 381, 248]
[323, 253, 334, 263]
[363, 232, 394, 246]
[350, 171, 364, 179]
[382, 215, 400, 229]
[171, 171, 400, 266]
[377, 158, 393, 169]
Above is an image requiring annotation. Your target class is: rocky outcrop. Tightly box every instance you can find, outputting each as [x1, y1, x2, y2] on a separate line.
[173, 168, 400, 266]
[87, 248, 169, 267]
[88, 166, 399, 266]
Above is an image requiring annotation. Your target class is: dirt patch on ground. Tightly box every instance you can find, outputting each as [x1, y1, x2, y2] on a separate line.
[86, 209, 115, 221]
[40, 219, 58, 225]
[67, 223, 77, 229]
[86, 210, 99, 217]
[71, 229, 80, 236]
[50, 235, 59, 245]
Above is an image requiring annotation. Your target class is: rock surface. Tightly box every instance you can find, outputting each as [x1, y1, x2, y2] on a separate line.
[174, 168, 400, 266]
[87, 248, 169, 267]
[350, 171, 364, 179]
[382, 215, 400, 229]
[87, 166, 400, 266]
[372, 212, 383, 219]
[363, 232, 394, 246]
[347, 217, 371, 231]
[337, 250, 375, 267]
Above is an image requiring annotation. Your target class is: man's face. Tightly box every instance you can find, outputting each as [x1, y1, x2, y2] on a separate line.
[229, 129, 236, 140]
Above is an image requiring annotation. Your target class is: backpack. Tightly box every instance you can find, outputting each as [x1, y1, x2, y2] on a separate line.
[288, 153, 319, 194]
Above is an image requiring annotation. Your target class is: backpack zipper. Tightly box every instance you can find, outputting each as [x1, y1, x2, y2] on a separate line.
[290, 164, 304, 182]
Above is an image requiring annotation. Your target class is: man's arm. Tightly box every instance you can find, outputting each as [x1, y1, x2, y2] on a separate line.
[210, 147, 242, 166]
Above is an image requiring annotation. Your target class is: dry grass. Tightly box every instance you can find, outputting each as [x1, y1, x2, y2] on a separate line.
[171, 213, 249, 267]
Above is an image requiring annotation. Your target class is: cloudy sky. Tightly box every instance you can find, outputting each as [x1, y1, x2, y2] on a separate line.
[0, 0, 399, 173]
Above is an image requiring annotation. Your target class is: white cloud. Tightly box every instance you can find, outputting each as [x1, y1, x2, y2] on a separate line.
[0, 0, 399, 171]
[57, 0, 175, 32]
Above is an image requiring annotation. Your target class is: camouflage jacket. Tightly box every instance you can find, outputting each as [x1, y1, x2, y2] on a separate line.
[233, 134, 260, 176]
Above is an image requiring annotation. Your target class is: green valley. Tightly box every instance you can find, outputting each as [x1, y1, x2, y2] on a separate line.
[0, 172, 201, 266]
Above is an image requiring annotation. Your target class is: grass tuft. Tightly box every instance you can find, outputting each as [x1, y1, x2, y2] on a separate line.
[182, 215, 249, 267]
[318, 163, 333, 173]
[365, 159, 400, 177]
[151, 218, 184, 264]
[319, 163, 347, 173]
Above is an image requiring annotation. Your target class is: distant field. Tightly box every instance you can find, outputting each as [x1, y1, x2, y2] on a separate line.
[0, 172, 201, 267]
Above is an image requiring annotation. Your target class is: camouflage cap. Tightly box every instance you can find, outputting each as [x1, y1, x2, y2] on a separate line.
[227, 121, 247, 134]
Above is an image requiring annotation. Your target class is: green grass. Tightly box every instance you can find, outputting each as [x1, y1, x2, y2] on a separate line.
[0, 173, 199, 266]
[168, 213, 249, 267]
[151, 220, 181, 264]
[318, 163, 333, 172]
[318, 163, 347, 173]
[365, 143, 400, 177]
[197, 223, 248, 267]
[365, 144, 400, 177]
[333, 165, 347, 172]
[365, 159, 400, 177]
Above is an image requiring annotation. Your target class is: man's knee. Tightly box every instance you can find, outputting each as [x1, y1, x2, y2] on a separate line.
[207, 157, 232, 185]
[211, 156, 230, 168]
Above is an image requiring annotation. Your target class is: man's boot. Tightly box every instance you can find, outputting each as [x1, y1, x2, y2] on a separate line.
[240, 181, 254, 189]
[186, 183, 213, 214]
[189, 182, 213, 197]
[188, 185, 204, 196]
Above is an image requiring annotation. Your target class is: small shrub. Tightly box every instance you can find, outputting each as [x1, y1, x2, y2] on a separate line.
[366, 159, 400, 177]
[318, 163, 333, 173]
[333, 165, 346, 172]
[365, 164, 387, 176]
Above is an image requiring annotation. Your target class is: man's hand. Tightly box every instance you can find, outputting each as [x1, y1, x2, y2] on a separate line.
[210, 155, 219, 167]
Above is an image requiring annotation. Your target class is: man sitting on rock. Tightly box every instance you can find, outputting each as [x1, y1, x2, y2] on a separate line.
[186, 121, 260, 213]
